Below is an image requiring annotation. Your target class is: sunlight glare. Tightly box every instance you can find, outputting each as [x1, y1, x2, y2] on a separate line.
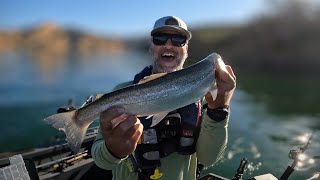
[308, 158, 315, 164]
[297, 161, 303, 167]
[297, 153, 307, 161]
[296, 134, 310, 143]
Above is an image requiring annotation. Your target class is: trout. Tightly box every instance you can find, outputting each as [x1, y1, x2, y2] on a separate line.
[44, 53, 225, 153]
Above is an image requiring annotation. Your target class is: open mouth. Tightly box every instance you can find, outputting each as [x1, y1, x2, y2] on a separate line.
[161, 53, 175, 61]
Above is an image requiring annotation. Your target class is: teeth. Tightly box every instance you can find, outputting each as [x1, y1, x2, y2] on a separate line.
[162, 53, 174, 57]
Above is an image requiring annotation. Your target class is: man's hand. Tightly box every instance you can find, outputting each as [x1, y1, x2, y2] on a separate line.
[99, 108, 143, 158]
[205, 60, 236, 109]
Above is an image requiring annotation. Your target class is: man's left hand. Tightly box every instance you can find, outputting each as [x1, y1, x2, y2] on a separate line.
[205, 62, 236, 109]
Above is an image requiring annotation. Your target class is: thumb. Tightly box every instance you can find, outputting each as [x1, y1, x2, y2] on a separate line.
[215, 56, 232, 81]
[225, 65, 236, 81]
[216, 64, 235, 83]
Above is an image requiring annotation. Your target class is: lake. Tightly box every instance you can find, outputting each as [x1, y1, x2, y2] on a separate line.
[0, 51, 319, 179]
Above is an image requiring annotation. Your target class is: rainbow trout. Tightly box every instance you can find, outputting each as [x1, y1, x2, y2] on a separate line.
[44, 53, 225, 153]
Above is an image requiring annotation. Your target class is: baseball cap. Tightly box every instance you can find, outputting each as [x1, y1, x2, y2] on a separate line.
[151, 16, 192, 40]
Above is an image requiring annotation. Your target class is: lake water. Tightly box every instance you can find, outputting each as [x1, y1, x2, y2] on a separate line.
[0, 51, 319, 179]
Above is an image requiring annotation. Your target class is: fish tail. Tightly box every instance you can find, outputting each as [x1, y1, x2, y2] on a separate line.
[44, 110, 89, 154]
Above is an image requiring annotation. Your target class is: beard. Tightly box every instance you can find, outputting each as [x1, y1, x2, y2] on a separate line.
[152, 50, 188, 73]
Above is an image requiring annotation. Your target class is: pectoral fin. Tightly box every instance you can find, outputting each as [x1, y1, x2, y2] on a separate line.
[150, 112, 169, 127]
[210, 83, 218, 101]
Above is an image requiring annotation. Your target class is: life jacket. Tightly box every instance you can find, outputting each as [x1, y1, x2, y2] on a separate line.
[126, 66, 202, 180]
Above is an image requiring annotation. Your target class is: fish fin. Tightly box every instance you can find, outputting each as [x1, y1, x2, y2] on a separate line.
[150, 112, 169, 127]
[138, 73, 167, 84]
[145, 115, 153, 119]
[96, 94, 103, 99]
[209, 83, 218, 101]
[44, 110, 89, 154]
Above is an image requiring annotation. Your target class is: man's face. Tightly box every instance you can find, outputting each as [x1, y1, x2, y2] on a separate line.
[150, 30, 188, 73]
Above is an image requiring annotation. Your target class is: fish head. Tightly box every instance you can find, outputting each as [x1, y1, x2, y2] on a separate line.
[195, 53, 222, 76]
[194, 53, 226, 99]
[201, 53, 228, 78]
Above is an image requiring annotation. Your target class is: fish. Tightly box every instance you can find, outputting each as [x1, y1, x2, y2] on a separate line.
[44, 53, 225, 153]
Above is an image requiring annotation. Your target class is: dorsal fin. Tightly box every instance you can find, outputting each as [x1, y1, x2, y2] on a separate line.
[138, 73, 167, 84]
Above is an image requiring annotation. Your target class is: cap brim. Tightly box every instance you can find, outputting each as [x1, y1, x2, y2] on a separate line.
[151, 26, 192, 40]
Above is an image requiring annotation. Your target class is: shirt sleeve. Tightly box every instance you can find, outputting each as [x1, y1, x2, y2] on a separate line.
[91, 81, 133, 170]
[196, 108, 229, 167]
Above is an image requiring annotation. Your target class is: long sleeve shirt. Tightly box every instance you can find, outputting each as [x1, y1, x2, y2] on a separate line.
[91, 81, 229, 180]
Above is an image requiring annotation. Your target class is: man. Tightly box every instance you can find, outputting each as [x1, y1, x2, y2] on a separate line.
[91, 16, 236, 180]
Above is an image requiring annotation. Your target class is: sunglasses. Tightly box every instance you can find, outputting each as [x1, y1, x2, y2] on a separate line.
[152, 33, 187, 47]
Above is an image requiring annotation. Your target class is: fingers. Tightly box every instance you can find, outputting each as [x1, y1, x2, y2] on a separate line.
[217, 65, 234, 82]
[102, 108, 142, 137]
[209, 63, 236, 108]
[100, 107, 126, 133]
[131, 124, 143, 142]
[110, 113, 129, 129]
[100, 107, 125, 124]
[225, 65, 236, 81]
[102, 114, 143, 158]
[124, 120, 143, 151]
[113, 115, 138, 135]
[126, 119, 143, 138]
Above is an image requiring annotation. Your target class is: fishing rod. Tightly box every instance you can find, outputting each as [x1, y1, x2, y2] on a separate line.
[36, 151, 90, 172]
[279, 133, 314, 180]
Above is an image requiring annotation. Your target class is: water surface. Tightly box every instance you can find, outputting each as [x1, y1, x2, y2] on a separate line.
[0, 51, 319, 179]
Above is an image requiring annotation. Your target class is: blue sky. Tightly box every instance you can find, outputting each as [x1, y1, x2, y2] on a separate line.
[0, 0, 265, 37]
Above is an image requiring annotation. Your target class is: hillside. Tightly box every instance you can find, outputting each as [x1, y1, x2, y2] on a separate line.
[188, 1, 320, 73]
[0, 23, 125, 56]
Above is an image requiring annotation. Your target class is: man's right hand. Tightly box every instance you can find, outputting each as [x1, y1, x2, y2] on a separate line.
[99, 108, 143, 158]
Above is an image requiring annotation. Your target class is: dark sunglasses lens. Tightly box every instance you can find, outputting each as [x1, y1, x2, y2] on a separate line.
[152, 35, 169, 45]
[152, 34, 187, 46]
[171, 35, 186, 46]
